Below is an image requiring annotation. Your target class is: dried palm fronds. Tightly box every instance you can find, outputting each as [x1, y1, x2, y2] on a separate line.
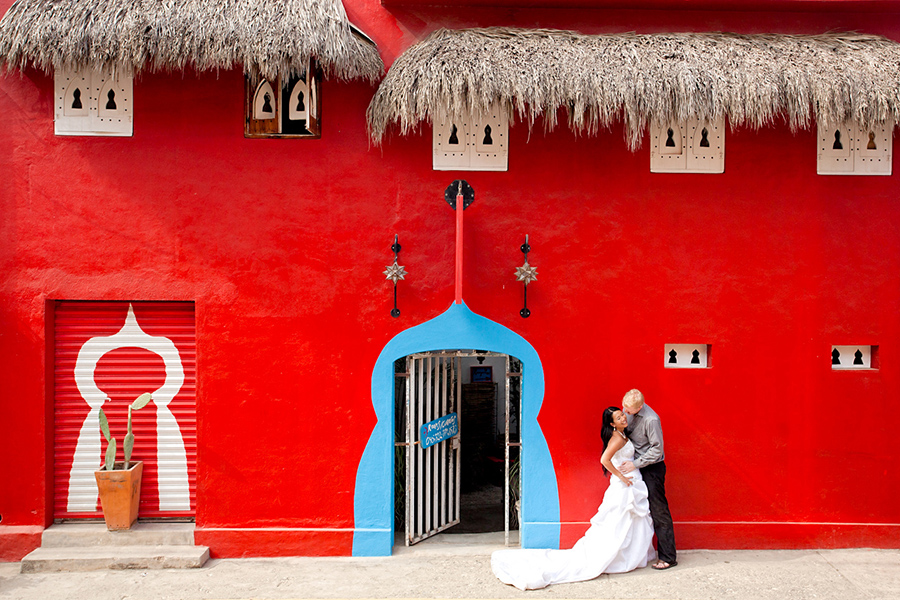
[367, 27, 900, 148]
[0, 0, 383, 82]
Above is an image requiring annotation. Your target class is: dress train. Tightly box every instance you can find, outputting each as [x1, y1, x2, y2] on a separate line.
[491, 440, 656, 590]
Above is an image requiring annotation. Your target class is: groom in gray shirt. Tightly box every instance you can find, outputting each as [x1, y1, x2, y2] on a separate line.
[619, 388, 677, 570]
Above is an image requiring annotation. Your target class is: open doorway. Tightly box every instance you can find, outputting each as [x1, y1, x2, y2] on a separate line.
[453, 352, 520, 535]
[393, 351, 521, 547]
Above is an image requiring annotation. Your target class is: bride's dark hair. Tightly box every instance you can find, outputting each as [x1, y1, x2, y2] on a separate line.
[600, 406, 621, 476]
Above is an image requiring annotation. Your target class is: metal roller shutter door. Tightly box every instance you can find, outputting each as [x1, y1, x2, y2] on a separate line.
[54, 301, 196, 520]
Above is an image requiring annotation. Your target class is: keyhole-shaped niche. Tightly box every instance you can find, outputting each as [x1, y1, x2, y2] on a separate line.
[866, 132, 877, 150]
[660, 123, 683, 155]
[97, 78, 125, 118]
[664, 344, 709, 368]
[831, 345, 876, 369]
[816, 122, 852, 173]
[63, 77, 90, 116]
[855, 123, 893, 175]
[253, 81, 277, 120]
[686, 119, 724, 172]
[433, 115, 470, 170]
[699, 128, 710, 148]
[832, 130, 843, 150]
[288, 76, 309, 121]
[474, 103, 508, 160]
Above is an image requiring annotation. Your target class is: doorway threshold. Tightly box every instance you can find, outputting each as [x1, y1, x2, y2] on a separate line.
[394, 530, 519, 556]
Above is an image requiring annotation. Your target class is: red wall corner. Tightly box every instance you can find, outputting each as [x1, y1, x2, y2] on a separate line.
[0, 526, 43, 562]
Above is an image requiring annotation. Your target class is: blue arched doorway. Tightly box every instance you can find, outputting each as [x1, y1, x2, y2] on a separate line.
[352, 302, 559, 556]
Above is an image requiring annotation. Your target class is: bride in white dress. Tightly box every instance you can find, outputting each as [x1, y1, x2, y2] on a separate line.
[491, 406, 656, 590]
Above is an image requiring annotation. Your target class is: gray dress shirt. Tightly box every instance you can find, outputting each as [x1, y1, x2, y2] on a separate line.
[625, 403, 665, 468]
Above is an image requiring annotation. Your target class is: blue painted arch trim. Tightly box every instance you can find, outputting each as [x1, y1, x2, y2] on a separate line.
[352, 302, 560, 556]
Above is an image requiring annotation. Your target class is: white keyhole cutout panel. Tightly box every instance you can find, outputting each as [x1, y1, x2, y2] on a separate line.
[55, 68, 133, 136]
[651, 117, 725, 173]
[433, 103, 509, 171]
[817, 122, 892, 175]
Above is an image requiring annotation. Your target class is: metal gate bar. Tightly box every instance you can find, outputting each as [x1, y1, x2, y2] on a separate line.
[439, 357, 447, 526]
[504, 354, 510, 546]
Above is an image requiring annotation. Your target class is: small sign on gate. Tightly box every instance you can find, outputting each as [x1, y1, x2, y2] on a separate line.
[420, 412, 459, 449]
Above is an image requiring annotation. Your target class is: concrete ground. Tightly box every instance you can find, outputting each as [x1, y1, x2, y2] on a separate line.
[1, 532, 898, 600]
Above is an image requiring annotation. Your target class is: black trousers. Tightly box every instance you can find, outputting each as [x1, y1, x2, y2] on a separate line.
[640, 461, 676, 564]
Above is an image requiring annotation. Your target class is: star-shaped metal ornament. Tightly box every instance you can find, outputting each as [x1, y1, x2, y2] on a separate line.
[515, 261, 538, 285]
[384, 261, 407, 284]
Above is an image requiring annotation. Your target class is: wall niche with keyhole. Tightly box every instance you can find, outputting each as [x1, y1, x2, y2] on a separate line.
[831, 345, 878, 370]
[664, 344, 711, 368]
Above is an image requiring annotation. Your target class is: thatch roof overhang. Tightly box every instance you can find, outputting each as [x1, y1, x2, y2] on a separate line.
[0, 0, 383, 83]
[367, 27, 900, 147]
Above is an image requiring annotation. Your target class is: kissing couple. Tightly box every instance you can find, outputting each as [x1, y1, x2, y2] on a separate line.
[492, 388, 677, 590]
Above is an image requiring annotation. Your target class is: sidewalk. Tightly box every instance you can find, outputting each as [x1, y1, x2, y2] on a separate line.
[1, 532, 898, 600]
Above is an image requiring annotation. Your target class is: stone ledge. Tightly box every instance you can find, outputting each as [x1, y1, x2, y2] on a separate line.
[20, 544, 209, 573]
[40, 522, 195, 548]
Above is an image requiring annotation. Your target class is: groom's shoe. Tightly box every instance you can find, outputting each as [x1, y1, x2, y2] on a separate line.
[652, 560, 677, 570]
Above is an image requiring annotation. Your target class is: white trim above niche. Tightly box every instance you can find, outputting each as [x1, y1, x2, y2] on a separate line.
[55, 68, 133, 136]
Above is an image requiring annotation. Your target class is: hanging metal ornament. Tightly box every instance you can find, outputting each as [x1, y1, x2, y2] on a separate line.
[515, 234, 537, 318]
[384, 234, 407, 318]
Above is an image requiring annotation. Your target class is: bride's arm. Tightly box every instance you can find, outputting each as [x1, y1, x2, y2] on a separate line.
[600, 435, 633, 487]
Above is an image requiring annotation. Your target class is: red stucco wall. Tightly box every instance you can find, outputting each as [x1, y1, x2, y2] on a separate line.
[1, 0, 898, 559]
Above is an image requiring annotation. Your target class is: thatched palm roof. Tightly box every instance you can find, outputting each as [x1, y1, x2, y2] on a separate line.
[367, 27, 900, 147]
[0, 0, 383, 82]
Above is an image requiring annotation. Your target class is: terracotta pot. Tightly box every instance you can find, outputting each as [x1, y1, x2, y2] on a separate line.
[94, 461, 143, 531]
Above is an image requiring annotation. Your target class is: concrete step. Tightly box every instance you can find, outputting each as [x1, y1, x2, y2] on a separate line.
[39, 522, 196, 547]
[20, 523, 209, 572]
[20, 544, 209, 572]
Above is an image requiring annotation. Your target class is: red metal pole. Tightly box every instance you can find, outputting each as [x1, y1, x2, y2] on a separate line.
[455, 193, 463, 304]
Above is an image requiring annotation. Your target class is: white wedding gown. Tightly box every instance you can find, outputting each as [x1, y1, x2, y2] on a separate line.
[491, 439, 656, 590]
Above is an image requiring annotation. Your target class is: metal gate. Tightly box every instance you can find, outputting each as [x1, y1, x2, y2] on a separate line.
[403, 353, 461, 545]
[400, 351, 522, 546]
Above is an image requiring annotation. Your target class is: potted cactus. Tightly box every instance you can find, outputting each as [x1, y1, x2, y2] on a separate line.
[94, 392, 152, 530]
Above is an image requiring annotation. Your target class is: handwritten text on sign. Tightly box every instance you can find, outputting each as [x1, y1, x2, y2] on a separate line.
[420, 412, 459, 449]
